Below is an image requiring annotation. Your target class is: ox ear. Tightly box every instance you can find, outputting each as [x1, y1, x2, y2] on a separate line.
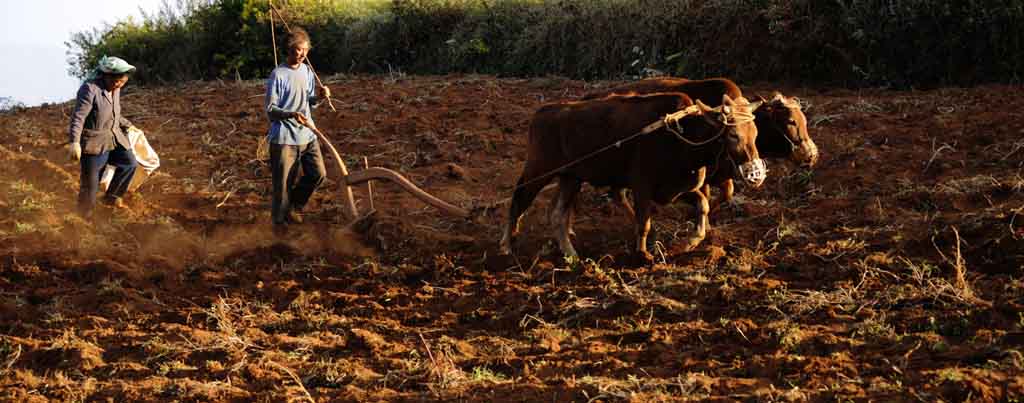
[772, 92, 785, 102]
[749, 100, 764, 110]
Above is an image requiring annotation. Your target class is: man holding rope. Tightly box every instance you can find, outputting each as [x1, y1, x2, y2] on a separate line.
[265, 27, 331, 236]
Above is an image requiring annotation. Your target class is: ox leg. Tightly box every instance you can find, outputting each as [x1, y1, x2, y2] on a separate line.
[499, 176, 550, 255]
[684, 190, 711, 251]
[709, 179, 734, 214]
[550, 178, 578, 238]
[554, 176, 582, 258]
[616, 187, 635, 218]
[632, 189, 655, 264]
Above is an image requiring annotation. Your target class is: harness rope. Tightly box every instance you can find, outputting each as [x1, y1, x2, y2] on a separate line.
[512, 105, 748, 191]
[663, 104, 754, 145]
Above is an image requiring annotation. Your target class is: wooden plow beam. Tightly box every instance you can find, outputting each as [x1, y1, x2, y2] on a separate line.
[305, 123, 470, 222]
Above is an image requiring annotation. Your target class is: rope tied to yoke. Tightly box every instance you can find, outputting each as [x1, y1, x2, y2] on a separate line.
[662, 103, 756, 146]
[662, 103, 754, 181]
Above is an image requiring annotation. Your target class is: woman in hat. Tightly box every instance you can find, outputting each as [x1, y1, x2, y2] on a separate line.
[67, 56, 139, 217]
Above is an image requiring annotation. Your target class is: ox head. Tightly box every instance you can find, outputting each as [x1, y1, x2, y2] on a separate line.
[754, 93, 819, 168]
[696, 94, 766, 187]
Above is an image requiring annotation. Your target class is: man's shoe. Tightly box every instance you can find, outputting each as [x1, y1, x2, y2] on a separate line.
[285, 210, 304, 224]
[101, 196, 126, 209]
[77, 207, 94, 220]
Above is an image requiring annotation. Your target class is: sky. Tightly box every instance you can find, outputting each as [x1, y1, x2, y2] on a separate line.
[0, 0, 165, 106]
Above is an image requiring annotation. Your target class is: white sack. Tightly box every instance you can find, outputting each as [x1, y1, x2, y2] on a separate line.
[100, 126, 160, 192]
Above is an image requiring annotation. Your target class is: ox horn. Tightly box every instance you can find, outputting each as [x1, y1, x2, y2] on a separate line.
[753, 95, 769, 111]
[695, 99, 716, 113]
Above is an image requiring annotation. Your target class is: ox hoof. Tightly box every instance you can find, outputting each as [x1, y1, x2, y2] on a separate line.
[498, 235, 515, 256]
[682, 236, 705, 252]
[633, 251, 655, 266]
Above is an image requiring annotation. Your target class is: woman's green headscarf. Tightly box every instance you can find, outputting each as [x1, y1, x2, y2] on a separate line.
[84, 55, 136, 83]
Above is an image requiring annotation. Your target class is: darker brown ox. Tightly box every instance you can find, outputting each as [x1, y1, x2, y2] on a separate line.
[499, 92, 764, 262]
[584, 78, 819, 213]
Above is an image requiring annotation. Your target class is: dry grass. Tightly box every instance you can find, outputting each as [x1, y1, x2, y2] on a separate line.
[851, 314, 899, 344]
[0, 338, 21, 377]
[419, 333, 468, 393]
[577, 372, 709, 401]
[923, 137, 958, 173]
[932, 226, 988, 307]
[768, 286, 861, 318]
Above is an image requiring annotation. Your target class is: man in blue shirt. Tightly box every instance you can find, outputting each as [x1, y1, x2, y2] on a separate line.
[265, 27, 331, 235]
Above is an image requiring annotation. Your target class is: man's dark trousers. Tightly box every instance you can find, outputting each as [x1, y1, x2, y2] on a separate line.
[78, 144, 137, 215]
[270, 140, 326, 225]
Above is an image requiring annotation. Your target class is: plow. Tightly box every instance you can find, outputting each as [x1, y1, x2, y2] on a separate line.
[268, 0, 472, 227]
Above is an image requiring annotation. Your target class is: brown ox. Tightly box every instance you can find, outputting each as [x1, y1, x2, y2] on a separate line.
[499, 92, 765, 262]
[584, 78, 819, 214]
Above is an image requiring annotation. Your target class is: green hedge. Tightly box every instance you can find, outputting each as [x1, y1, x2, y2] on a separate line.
[66, 0, 1024, 88]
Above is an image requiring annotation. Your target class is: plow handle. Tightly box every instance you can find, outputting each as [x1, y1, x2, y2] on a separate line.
[307, 125, 360, 221]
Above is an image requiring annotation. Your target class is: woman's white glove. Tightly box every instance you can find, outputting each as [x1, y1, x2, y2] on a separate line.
[69, 142, 82, 161]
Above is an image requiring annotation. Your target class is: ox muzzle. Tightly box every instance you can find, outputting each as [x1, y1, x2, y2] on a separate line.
[737, 158, 767, 187]
[799, 141, 820, 168]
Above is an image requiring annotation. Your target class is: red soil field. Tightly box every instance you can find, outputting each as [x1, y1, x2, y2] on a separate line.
[1, 74, 1022, 401]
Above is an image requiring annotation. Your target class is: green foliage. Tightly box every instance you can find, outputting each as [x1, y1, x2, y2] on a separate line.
[0, 96, 24, 113]
[6, 181, 54, 216]
[66, 0, 1024, 87]
[834, 0, 1024, 87]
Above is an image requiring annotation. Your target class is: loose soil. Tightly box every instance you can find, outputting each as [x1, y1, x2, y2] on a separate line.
[1, 74, 1022, 402]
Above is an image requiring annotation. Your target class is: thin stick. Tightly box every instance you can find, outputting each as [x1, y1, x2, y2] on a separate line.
[418, 333, 439, 369]
[267, 360, 315, 403]
[364, 156, 374, 211]
[949, 227, 970, 297]
[269, 7, 278, 66]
